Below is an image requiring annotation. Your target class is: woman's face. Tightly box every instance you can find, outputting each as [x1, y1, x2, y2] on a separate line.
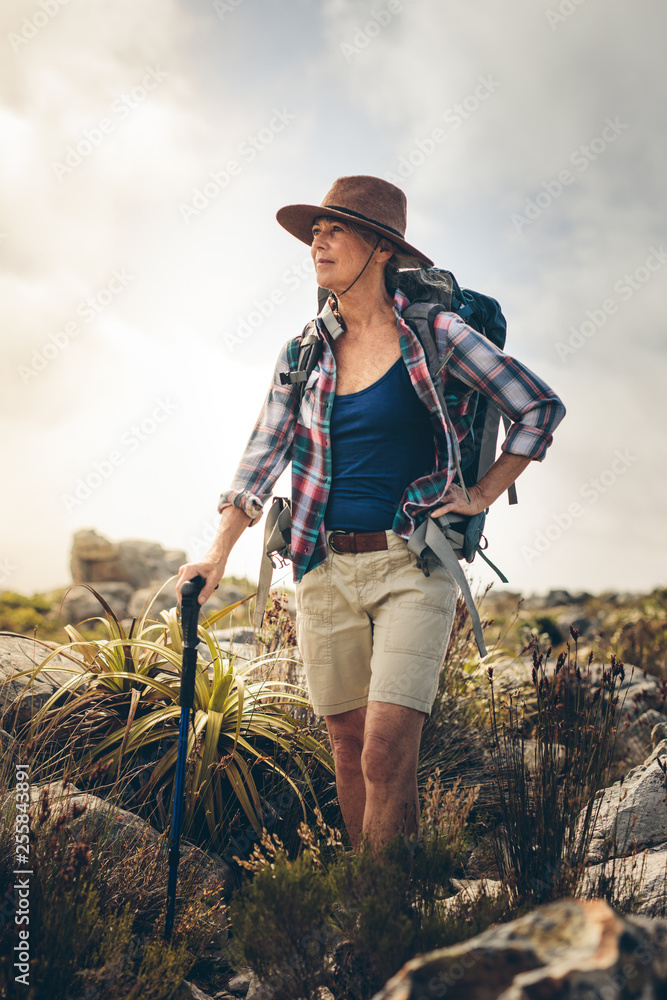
[310, 216, 378, 293]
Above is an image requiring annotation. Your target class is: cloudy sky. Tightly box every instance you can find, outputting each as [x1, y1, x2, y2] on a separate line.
[1, 0, 665, 600]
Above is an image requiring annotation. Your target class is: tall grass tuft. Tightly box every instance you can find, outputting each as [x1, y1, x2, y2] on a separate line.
[487, 629, 625, 903]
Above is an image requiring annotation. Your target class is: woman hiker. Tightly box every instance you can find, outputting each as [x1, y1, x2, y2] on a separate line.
[177, 175, 566, 850]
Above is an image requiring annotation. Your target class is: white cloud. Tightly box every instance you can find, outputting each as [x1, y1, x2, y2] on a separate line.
[1, 0, 665, 598]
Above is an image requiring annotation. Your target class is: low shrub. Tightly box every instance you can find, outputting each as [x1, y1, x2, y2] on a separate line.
[228, 776, 508, 1000]
[0, 778, 225, 999]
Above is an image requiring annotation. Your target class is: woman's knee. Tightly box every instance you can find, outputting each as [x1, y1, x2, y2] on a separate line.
[326, 712, 365, 778]
[361, 730, 414, 787]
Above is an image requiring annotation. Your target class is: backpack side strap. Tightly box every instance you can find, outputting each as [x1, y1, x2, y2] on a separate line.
[253, 497, 292, 630]
[408, 517, 488, 657]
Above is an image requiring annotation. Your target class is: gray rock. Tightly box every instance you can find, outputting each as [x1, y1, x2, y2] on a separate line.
[245, 974, 276, 1000]
[620, 675, 666, 722]
[619, 710, 667, 763]
[225, 972, 252, 995]
[182, 982, 215, 1000]
[583, 739, 667, 862]
[244, 979, 331, 1000]
[441, 878, 504, 916]
[556, 614, 597, 640]
[70, 528, 121, 583]
[372, 898, 667, 999]
[70, 528, 186, 590]
[580, 841, 667, 917]
[60, 581, 134, 624]
[117, 539, 186, 590]
[543, 589, 575, 606]
[0, 633, 80, 724]
[652, 722, 667, 749]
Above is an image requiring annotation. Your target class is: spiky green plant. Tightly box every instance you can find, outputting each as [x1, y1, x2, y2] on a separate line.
[11, 582, 334, 852]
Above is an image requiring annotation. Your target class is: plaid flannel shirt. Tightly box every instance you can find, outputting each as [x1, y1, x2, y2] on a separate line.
[218, 288, 566, 582]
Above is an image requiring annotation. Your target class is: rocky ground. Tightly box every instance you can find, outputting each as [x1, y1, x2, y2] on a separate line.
[1, 533, 666, 998]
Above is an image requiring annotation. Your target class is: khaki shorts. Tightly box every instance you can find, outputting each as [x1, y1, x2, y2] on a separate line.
[295, 530, 459, 717]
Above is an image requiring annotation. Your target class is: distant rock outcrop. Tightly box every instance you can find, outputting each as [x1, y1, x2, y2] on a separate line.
[63, 529, 236, 624]
[70, 529, 186, 589]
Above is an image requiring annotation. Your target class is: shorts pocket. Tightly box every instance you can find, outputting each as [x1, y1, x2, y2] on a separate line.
[296, 612, 331, 666]
[384, 601, 454, 661]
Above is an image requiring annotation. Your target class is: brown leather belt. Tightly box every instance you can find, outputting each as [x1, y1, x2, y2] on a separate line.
[328, 530, 389, 554]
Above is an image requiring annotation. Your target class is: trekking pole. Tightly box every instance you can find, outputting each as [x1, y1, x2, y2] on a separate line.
[165, 573, 205, 941]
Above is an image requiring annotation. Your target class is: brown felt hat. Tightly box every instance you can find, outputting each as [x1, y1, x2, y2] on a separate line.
[276, 175, 433, 268]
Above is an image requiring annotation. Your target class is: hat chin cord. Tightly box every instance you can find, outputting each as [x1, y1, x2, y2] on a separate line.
[328, 236, 381, 332]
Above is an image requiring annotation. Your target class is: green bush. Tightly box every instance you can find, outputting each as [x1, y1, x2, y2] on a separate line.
[0, 591, 66, 643]
[229, 834, 335, 1000]
[227, 779, 507, 1000]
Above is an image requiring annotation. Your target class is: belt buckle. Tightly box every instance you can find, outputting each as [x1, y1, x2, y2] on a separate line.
[328, 530, 347, 553]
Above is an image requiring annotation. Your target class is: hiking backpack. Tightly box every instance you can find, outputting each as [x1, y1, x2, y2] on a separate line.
[258, 271, 516, 656]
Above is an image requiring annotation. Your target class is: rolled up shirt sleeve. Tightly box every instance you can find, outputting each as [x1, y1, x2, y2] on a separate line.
[441, 314, 566, 462]
[217, 341, 298, 524]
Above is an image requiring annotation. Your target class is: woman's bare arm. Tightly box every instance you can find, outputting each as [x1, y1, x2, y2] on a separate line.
[176, 504, 252, 604]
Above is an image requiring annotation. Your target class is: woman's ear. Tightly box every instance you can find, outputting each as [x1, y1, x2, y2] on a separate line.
[377, 238, 396, 261]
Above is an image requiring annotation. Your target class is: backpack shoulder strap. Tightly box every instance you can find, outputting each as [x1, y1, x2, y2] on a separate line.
[279, 298, 343, 401]
[280, 321, 321, 401]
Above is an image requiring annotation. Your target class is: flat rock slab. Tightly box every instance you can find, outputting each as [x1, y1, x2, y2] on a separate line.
[372, 898, 667, 999]
[0, 633, 82, 724]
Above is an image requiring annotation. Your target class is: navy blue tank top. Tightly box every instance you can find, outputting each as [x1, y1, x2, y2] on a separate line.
[324, 357, 435, 532]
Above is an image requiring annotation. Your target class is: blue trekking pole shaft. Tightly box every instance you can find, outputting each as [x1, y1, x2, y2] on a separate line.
[165, 574, 205, 940]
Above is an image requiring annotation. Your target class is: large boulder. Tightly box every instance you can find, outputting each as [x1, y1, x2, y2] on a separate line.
[583, 739, 667, 863]
[372, 898, 667, 999]
[70, 529, 186, 590]
[116, 539, 186, 590]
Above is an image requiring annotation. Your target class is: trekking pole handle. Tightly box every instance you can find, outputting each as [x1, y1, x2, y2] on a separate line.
[179, 575, 205, 709]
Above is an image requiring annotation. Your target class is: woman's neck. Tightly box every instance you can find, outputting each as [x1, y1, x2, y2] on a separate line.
[333, 273, 395, 338]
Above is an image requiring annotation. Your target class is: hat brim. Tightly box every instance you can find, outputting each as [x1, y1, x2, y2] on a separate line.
[276, 203, 434, 268]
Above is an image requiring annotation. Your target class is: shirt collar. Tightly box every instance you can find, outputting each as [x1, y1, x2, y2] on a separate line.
[315, 287, 411, 341]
